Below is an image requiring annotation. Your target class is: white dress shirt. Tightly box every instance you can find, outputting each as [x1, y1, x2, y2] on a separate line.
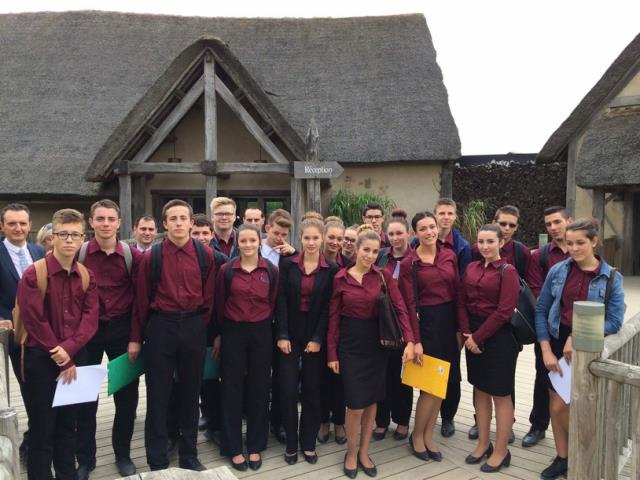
[3, 238, 33, 278]
[260, 241, 281, 268]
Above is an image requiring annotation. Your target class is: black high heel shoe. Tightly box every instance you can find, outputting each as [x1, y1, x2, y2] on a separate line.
[408, 433, 430, 461]
[357, 454, 378, 478]
[372, 427, 388, 441]
[284, 452, 298, 465]
[465, 443, 493, 464]
[480, 450, 511, 473]
[343, 453, 358, 479]
[303, 451, 318, 464]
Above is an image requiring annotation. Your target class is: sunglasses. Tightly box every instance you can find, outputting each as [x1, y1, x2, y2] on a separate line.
[498, 221, 517, 229]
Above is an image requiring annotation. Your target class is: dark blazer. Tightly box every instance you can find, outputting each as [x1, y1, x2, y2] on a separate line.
[275, 254, 339, 346]
[0, 239, 46, 319]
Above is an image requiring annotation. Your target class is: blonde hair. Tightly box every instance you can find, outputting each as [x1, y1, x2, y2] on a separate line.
[52, 209, 85, 229]
[356, 223, 374, 235]
[210, 197, 236, 213]
[356, 230, 381, 248]
[324, 215, 342, 224]
[36, 223, 53, 245]
[301, 211, 323, 222]
[300, 218, 325, 237]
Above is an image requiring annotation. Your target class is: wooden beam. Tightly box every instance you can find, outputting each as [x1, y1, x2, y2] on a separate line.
[125, 163, 203, 175]
[592, 188, 605, 255]
[131, 76, 204, 164]
[118, 174, 133, 239]
[566, 139, 577, 216]
[622, 192, 634, 275]
[441, 160, 453, 197]
[217, 163, 290, 175]
[290, 177, 304, 249]
[590, 358, 640, 387]
[204, 54, 217, 216]
[305, 119, 321, 212]
[131, 176, 146, 229]
[610, 95, 640, 108]
[215, 75, 289, 164]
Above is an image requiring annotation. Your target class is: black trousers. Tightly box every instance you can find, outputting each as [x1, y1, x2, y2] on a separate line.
[376, 350, 413, 428]
[279, 339, 323, 452]
[269, 323, 283, 432]
[9, 342, 31, 446]
[168, 378, 222, 438]
[24, 347, 85, 480]
[144, 312, 206, 469]
[320, 350, 346, 425]
[221, 320, 272, 456]
[76, 315, 139, 465]
[529, 342, 550, 431]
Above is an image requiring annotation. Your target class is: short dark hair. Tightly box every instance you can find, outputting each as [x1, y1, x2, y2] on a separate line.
[236, 223, 262, 246]
[362, 202, 384, 218]
[267, 209, 292, 229]
[566, 218, 599, 240]
[543, 206, 570, 219]
[243, 207, 264, 219]
[434, 198, 457, 213]
[479, 223, 504, 240]
[90, 199, 120, 218]
[0, 203, 30, 224]
[162, 199, 193, 221]
[193, 213, 213, 231]
[134, 215, 156, 228]
[411, 211, 437, 232]
[493, 205, 520, 221]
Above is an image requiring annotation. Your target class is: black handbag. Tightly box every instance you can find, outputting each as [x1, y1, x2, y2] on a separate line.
[500, 264, 537, 345]
[376, 271, 405, 349]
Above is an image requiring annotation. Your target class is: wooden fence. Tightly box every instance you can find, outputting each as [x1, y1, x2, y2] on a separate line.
[0, 329, 19, 479]
[570, 306, 640, 480]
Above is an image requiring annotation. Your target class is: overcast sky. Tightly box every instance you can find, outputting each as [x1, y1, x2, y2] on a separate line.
[3, 0, 639, 155]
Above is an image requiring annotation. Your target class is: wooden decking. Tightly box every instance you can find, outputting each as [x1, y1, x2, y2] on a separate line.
[10, 344, 562, 480]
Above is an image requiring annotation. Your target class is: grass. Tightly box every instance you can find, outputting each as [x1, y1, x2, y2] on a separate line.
[328, 190, 396, 227]
[460, 199, 489, 243]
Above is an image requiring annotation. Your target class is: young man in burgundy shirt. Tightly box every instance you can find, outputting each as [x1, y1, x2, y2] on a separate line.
[361, 202, 391, 248]
[210, 197, 238, 258]
[522, 206, 572, 448]
[17, 208, 99, 480]
[129, 199, 216, 471]
[75, 199, 142, 479]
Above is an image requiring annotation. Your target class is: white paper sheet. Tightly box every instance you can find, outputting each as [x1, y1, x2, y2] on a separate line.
[52, 365, 107, 407]
[548, 357, 571, 404]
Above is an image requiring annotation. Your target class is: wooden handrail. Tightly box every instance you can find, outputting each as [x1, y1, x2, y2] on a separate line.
[0, 328, 19, 478]
[590, 358, 640, 386]
[602, 314, 640, 359]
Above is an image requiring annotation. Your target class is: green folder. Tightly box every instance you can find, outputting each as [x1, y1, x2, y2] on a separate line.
[108, 352, 145, 396]
[174, 347, 220, 381]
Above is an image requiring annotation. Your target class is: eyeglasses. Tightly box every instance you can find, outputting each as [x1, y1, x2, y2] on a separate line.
[213, 212, 235, 218]
[498, 221, 517, 229]
[53, 231, 84, 240]
[343, 237, 356, 243]
[364, 215, 383, 221]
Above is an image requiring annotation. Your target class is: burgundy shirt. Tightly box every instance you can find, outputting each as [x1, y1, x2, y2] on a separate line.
[380, 249, 407, 280]
[527, 240, 570, 297]
[214, 231, 235, 258]
[560, 262, 600, 327]
[437, 230, 455, 251]
[81, 239, 142, 321]
[457, 259, 520, 344]
[398, 248, 459, 340]
[327, 266, 414, 363]
[17, 255, 99, 370]
[379, 231, 391, 249]
[471, 239, 531, 276]
[215, 257, 278, 323]
[131, 238, 215, 342]
[297, 253, 329, 312]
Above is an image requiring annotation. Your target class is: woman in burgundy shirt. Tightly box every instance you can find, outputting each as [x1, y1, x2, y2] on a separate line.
[323, 220, 350, 267]
[276, 218, 339, 465]
[341, 225, 358, 264]
[458, 224, 519, 473]
[327, 230, 415, 478]
[398, 211, 459, 462]
[215, 224, 278, 472]
[373, 211, 413, 442]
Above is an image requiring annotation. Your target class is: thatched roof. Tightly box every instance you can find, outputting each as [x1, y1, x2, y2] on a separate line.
[576, 112, 640, 188]
[0, 11, 460, 197]
[537, 32, 640, 163]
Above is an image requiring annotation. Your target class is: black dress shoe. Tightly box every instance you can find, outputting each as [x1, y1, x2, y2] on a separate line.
[465, 443, 493, 464]
[540, 456, 568, 479]
[372, 427, 387, 441]
[231, 458, 248, 472]
[167, 437, 178, 454]
[468, 422, 479, 440]
[115, 457, 136, 476]
[393, 428, 408, 441]
[335, 434, 347, 445]
[522, 427, 545, 447]
[427, 448, 442, 462]
[248, 455, 262, 471]
[508, 429, 516, 444]
[440, 419, 455, 438]
[303, 452, 318, 464]
[284, 452, 298, 465]
[358, 455, 378, 477]
[480, 450, 511, 473]
[408, 434, 430, 461]
[204, 429, 222, 446]
[317, 431, 330, 444]
[198, 416, 209, 431]
[273, 426, 287, 444]
[76, 462, 95, 480]
[179, 457, 206, 471]
[343, 454, 358, 479]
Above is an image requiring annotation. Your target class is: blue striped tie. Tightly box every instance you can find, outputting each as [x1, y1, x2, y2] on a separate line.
[17, 249, 29, 276]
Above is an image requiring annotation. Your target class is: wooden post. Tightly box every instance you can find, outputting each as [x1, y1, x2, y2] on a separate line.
[204, 52, 218, 216]
[440, 160, 453, 197]
[592, 188, 605, 258]
[118, 162, 133, 239]
[131, 176, 146, 233]
[622, 191, 634, 275]
[290, 177, 303, 250]
[632, 377, 640, 479]
[0, 329, 19, 479]
[568, 300, 605, 480]
[305, 119, 321, 213]
[566, 139, 577, 216]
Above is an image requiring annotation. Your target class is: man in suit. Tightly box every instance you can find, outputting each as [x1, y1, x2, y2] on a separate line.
[0, 203, 46, 460]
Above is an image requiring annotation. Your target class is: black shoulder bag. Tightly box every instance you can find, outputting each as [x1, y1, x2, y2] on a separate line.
[377, 271, 405, 349]
[500, 264, 538, 345]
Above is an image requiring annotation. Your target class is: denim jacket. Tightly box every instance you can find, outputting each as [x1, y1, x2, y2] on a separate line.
[535, 257, 624, 342]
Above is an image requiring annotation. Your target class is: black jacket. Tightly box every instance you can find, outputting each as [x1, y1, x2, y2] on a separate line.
[275, 255, 339, 345]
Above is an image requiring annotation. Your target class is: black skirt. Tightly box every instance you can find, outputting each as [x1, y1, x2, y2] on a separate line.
[418, 302, 461, 383]
[544, 322, 572, 392]
[338, 316, 389, 409]
[466, 315, 518, 397]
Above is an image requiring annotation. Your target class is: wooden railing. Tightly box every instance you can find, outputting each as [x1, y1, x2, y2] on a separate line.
[570, 306, 640, 480]
[0, 329, 19, 479]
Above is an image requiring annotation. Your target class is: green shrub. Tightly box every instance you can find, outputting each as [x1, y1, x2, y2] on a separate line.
[328, 190, 396, 227]
[460, 199, 489, 243]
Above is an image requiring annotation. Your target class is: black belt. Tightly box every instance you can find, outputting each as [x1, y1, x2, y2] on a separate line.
[150, 308, 205, 321]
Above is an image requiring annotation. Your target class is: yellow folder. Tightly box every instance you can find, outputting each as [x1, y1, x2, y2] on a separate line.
[401, 355, 451, 399]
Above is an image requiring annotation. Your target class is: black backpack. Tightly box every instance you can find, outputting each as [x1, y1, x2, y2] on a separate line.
[500, 264, 537, 345]
[512, 240, 527, 279]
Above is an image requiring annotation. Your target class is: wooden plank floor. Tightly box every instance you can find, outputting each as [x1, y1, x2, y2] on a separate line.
[10, 344, 563, 479]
